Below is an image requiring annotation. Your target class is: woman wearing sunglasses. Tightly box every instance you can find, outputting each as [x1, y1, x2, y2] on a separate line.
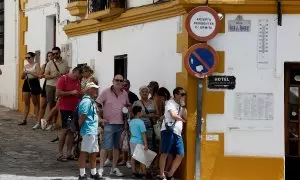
[19, 52, 41, 126]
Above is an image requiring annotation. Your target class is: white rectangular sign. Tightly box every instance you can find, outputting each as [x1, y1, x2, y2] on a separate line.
[234, 93, 273, 120]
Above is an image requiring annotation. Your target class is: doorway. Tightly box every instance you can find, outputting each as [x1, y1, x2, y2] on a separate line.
[114, 54, 127, 79]
[285, 62, 300, 180]
[46, 15, 56, 52]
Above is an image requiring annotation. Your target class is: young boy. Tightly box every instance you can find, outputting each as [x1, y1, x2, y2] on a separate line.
[78, 82, 101, 180]
[129, 106, 148, 178]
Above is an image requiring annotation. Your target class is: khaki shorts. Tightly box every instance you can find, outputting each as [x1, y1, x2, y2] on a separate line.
[46, 85, 56, 103]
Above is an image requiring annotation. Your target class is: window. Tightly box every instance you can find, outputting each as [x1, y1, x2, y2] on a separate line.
[0, 0, 4, 65]
[114, 54, 127, 79]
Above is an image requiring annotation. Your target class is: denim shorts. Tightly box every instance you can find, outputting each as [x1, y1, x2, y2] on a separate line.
[102, 124, 124, 150]
[160, 130, 184, 156]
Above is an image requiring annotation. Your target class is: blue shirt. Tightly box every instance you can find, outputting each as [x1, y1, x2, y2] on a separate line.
[129, 118, 146, 144]
[78, 95, 99, 135]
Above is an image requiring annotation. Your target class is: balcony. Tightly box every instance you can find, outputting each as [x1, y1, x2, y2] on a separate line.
[87, 0, 126, 21]
[64, 0, 193, 37]
[66, 0, 88, 17]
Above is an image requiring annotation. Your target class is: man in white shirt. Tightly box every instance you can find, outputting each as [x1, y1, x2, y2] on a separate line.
[159, 87, 187, 180]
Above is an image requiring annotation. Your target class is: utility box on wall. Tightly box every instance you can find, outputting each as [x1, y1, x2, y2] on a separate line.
[61, 43, 72, 68]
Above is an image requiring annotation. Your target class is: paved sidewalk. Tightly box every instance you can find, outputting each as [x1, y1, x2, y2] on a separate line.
[0, 106, 135, 180]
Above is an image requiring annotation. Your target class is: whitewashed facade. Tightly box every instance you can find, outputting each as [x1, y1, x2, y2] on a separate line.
[3, 0, 300, 178]
[0, 0, 19, 109]
[24, 0, 182, 96]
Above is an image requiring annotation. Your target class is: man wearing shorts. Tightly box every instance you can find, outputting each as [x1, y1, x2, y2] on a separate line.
[96, 74, 130, 177]
[159, 87, 187, 180]
[44, 47, 69, 130]
[56, 66, 81, 162]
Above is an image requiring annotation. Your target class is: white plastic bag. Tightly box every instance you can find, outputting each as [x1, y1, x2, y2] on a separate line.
[132, 144, 157, 168]
[153, 122, 162, 140]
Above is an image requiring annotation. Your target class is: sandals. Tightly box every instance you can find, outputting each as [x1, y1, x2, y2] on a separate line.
[166, 176, 174, 180]
[66, 155, 77, 161]
[132, 173, 143, 178]
[57, 155, 67, 162]
[157, 176, 166, 180]
[18, 120, 27, 126]
[118, 161, 126, 166]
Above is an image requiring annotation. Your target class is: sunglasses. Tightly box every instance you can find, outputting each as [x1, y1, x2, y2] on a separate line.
[25, 57, 31, 59]
[114, 79, 124, 82]
[180, 93, 186, 96]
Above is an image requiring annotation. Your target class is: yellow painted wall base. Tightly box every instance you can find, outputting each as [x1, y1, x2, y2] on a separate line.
[201, 133, 284, 180]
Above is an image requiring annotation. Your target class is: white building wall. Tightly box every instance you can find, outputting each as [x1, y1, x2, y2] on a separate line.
[71, 17, 182, 95]
[25, 0, 74, 67]
[22, 0, 298, 159]
[24, 0, 182, 95]
[207, 14, 300, 157]
[0, 0, 19, 109]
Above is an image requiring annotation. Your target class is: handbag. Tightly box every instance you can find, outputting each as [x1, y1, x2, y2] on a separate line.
[141, 100, 157, 148]
[120, 130, 129, 152]
[153, 121, 162, 140]
[165, 106, 181, 131]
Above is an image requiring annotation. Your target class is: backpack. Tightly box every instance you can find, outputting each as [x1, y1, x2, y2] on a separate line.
[69, 96, 95, 133]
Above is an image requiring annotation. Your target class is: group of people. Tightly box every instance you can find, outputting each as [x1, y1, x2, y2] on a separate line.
[19, 46, 188, 180]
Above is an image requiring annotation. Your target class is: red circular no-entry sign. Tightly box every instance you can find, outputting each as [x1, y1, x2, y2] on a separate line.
[186, 7, 221, 41]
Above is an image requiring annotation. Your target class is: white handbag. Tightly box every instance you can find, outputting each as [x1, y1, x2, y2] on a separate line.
[153, 121, 162, 140]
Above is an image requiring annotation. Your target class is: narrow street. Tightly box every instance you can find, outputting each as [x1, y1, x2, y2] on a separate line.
[0, 106, 134, 180]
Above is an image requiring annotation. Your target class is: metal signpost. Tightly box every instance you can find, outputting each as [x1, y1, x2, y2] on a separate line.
[185, 6, 221, 180]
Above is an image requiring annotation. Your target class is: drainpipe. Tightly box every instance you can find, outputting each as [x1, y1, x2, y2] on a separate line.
[275, 0, 282, 78]
[14, 0, 19, 110]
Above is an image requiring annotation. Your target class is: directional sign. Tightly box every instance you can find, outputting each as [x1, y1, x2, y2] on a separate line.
[186, 7, 221, 41]
[184, 43, 218, 78]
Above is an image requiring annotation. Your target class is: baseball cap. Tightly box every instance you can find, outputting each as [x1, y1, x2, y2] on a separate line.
[84, 82, 99, 91]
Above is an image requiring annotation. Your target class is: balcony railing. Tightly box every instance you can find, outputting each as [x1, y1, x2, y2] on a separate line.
[88, 0, 172, 13]
[88, 0, 126, 13]
[68, 0, 86, 2]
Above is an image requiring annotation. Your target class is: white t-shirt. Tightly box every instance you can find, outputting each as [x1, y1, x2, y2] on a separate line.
[161, 99, 183, 136]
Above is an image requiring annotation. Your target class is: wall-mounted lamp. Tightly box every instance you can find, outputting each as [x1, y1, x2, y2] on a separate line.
[218, 13, 224, 21]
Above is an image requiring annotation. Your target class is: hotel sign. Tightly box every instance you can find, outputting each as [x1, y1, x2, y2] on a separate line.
[208, 75, 236, 89]
[228, 15, 251, 32]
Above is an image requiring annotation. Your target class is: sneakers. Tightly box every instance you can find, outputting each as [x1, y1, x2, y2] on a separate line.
[104, 159, 112, 167]
[50, 136, 59, 143]
[126, 161, 132, 168]
[110, 168, 123, 177]
[41, 119, 47, 130]
[78, 174, 87, 180]
[97, 168, 104, 178]
[45, 124, 53, 131]
[32, 123, 40, 130]
[90, 173, 102, 180]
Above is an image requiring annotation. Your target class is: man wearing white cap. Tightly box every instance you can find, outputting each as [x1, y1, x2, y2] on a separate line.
[78, 82, 101, 180]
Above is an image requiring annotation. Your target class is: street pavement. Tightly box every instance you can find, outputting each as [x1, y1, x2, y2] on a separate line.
[0, 106, 135, 180]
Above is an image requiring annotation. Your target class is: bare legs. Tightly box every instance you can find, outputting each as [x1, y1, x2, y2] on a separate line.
[37, 97, 47, 123]
[22, 92, 30, 122]
[19, 93, 40, 125]
[159, 153, 183, 179]
[31, 95, 40, 122]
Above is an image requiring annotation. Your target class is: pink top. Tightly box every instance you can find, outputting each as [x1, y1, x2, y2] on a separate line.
[96, 86, 130, 124]
[56, 75, 81, 111]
